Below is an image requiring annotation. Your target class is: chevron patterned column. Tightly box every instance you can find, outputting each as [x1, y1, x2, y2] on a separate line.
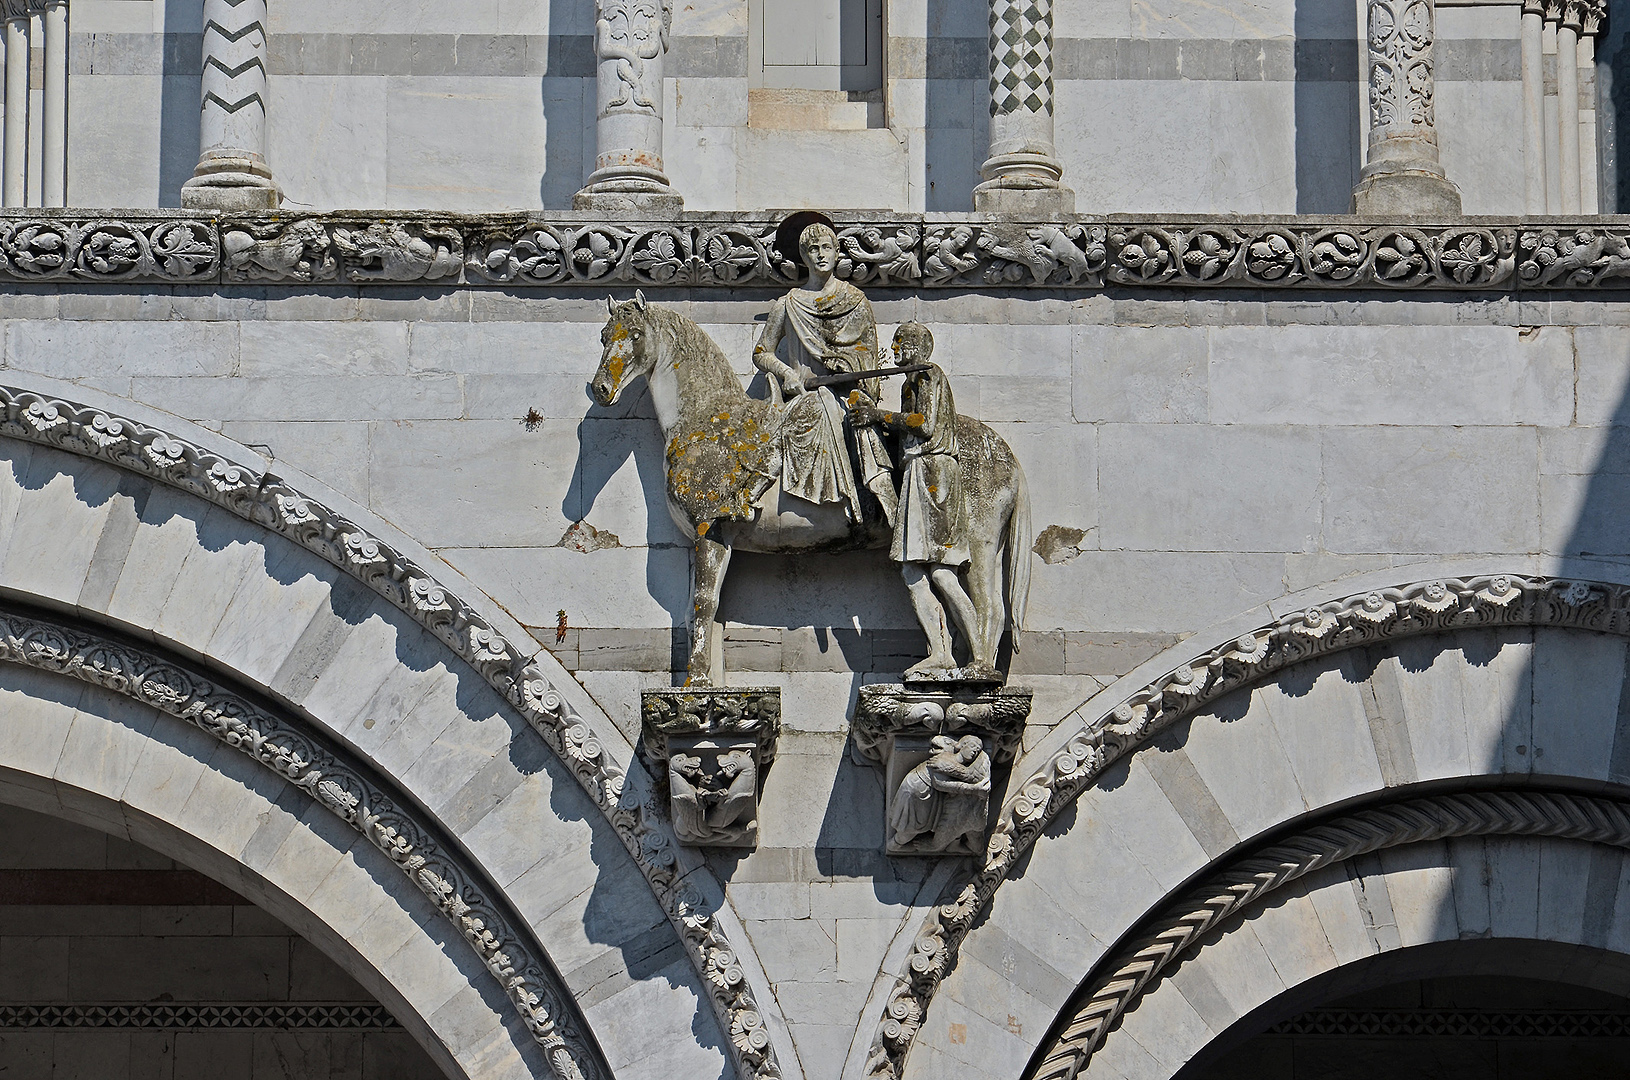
[181, 0, 280, 210]
[974, 0, 1073, 214]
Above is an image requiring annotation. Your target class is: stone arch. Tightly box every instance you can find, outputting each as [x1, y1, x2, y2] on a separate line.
[871, 571, 1630, 1080]
[1031, 789, 1630, 1079]
[0, 380, 795, 1080]
[0, 618, 593, 1080]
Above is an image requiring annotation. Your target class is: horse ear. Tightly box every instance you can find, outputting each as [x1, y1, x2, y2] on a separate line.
[606, 296, 616, 316]
[634, 289, 647, 311]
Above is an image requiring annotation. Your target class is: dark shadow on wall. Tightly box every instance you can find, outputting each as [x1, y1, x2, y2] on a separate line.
[541, 0, 595, 208]
[922, 0, 985, 211]
[156, 1, 202, 208]
[1597, 0, 1630, 212]
[1293, 0, 1361, 213]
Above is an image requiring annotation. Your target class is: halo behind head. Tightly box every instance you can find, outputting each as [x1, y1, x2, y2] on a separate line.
[774, 210, 838, 266]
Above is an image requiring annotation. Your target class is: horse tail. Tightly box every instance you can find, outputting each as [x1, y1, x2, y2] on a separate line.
[1005, 460, 1032, 649]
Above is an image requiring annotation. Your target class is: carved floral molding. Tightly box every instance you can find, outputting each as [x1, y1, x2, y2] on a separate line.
[0, 605, 602, 1080]
[0, 388, 784, 1080]
[7, 211, 1630, 290]
[865, 574, 1630, 1079]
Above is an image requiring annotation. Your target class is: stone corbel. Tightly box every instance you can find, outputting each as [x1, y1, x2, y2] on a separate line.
[641, 687, 780, 847]
[851, 683, 1032, 856]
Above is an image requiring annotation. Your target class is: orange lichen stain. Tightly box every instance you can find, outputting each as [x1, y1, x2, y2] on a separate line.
[697, 521, 710, 536]
[903, 412, 926, 429]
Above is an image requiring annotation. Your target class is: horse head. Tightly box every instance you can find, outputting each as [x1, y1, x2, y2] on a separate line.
[592, 291, 658, 406]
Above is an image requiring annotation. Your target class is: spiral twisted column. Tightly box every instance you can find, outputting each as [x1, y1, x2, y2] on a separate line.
[181, 0, 280, 211]
[574, 0, 682, 213]
[974, 0, 1074, 214]
[1351, 0, 1462, 216]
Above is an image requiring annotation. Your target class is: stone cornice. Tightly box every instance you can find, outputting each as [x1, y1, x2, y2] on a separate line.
[864, 574, 1630, 1079]
[0, 604, 605, 1080]
[8, 210, 1630, 291]
[0, 386, 786, 1080]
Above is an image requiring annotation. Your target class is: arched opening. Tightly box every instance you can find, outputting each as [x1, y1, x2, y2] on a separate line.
[1178, 941, 1630, 1080]
[0, 802, 447, 1080]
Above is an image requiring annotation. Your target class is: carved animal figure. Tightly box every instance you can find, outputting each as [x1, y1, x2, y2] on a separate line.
[592, 294, 1032, 686]
[331, 222, 461, 281]
[223, 220, 336, 281]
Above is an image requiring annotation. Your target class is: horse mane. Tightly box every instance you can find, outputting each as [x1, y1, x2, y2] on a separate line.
[642, 303, 752, 402]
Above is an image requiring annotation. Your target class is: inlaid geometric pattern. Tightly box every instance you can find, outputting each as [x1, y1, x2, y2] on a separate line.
[989, 0, 1054, 116]
[201, 0, 268, 121]
[1271, 1009, 1630, 1038]
[0, 1005, 401, 1030]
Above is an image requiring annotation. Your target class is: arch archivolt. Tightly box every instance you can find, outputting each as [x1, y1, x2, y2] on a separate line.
[0, 383, 793, 1080]
[874, 574, 1630, 1080]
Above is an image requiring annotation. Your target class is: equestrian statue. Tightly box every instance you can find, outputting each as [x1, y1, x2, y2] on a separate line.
[590, 213, 1032, 687]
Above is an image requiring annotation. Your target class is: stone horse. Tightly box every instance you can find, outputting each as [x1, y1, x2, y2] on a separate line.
[591, 293, 1032, 686]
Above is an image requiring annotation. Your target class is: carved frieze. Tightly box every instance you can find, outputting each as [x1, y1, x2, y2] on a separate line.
[641, 687, 780, 848]
[851, 684, 1031, 857]
[9, 210, 1630, 290]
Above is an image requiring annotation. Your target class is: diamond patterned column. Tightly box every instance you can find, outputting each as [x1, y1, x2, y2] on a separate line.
[974, 0, 1074, 214]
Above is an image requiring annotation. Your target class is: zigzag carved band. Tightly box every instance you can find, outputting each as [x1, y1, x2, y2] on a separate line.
[1027, 790, 1630, 1080]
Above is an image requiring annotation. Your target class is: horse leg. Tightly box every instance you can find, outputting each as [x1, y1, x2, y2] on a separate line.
[687, 531, 734, 687]
[965, 539, 1003, 667]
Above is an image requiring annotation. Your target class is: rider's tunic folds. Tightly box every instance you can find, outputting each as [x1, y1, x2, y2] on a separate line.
[768, 282, 892, 523]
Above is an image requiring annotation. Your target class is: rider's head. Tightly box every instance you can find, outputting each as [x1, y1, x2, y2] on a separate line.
[893, 321, 934, 365]
[798, 223, 839, 276]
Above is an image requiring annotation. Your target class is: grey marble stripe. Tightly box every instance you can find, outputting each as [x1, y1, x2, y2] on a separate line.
[899, 36, 1516, 82]
[71, 32, 746, 79]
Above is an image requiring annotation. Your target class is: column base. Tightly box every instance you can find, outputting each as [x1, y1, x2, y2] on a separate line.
[181, 152, 281, 212]
[972, 176, 1076, 216]
[574, 167, 683, 214]
[1351, 168, 1462, 218]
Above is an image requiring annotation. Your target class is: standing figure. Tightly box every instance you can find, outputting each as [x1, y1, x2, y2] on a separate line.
[851, 323, 995, 680]
[753, 216, 897, 528]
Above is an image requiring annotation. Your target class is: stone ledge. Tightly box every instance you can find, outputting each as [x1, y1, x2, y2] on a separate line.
[6, 210, 1630, 291]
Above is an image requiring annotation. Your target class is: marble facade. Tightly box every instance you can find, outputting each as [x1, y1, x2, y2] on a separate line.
[3, 3, 1630, 1080]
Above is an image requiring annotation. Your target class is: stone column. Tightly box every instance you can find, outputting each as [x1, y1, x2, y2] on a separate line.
[574, 0, 682, 213]
[1557, 0, 1583, 212]
[40, 0, 64, 206]
[1521, 0, 1547, 212]
[2, 4, 28, 208]
[181, 0, 280, 211]
[973, 0, 1074, 215]
[1351, 0, 1462, 216]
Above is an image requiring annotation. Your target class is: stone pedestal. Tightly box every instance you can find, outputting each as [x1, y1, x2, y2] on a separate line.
[851, 683, 1032, 857]
[641, 687, 779, 848]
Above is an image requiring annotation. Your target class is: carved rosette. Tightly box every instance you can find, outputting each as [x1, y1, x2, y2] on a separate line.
[851, 684, 1031, 857]
[641, 687, 780, 848]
